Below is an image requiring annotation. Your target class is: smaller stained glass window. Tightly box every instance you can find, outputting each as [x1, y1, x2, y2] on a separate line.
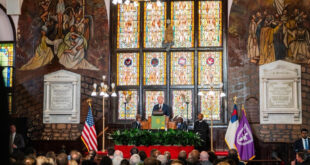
[117, 53, 139, 86]
[144, 2, 166, 48]
[172, 90, 192, 120]
[145, 91, 165, 118]
[117, 3, 140, 48]
[171, 1, 194, 47]
[118, 90, 138, 120]
[198, 52, 222, 85]
[199, 1, 222, 47]
[199, 90, 221, 120]
[171, 52, 194, 85]
[144, 52, 166, 85]
[0, 43, 14, 87]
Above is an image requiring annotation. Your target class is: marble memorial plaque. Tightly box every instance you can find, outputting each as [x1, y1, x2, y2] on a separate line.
[43, 70, 81, 123]
[259, 60, 301, 124]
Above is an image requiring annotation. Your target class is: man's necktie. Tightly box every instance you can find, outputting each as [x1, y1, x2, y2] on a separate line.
[306, 138, 309, 150]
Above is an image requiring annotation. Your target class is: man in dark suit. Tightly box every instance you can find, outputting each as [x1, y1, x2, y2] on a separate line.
[152, 96, 171, 118]
[194, 113, 210, 151]
[131, 114, 142, 129]
[294, 128, 310, 153]
[9, 124, 25, 156]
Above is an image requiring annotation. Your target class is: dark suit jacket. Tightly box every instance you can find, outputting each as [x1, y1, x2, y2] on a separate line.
[152, 104, 171, 117]
[131, 121, 141, 129]
[176, 122, 187, 130]
[194, 120, 210, 141]
[294, 137, 310, 152]
[10, 133, 25, 155]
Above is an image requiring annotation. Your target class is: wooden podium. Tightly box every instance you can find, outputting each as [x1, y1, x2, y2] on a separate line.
[141, 116, 176, 129]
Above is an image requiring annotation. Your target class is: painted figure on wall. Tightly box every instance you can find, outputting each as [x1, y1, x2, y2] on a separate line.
[19, 0, 98, 71]
[244, 0, 310, 65]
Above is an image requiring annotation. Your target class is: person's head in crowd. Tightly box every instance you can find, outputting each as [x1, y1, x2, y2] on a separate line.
[178, 150, 187, 160]
[139, 150, 147, 161]
[227, 148, 240, 164]
[300, 128, 308, 139]
[107, 148, 115, 159]
[144, 157, 160, 165]
[68, 159, 79, 165]
[190, 149, 200, 160]
[100, 156, 112, 165]
[36, 156, 48, 165]
[46, 151, 56, 162]
[130, 154, 141, 165]
[120, 159, 130, 165]
[70, 150, 82, 164]
[88, 150, 96, 161]
[25, 147, 37, 158]
[200, 151, 210, 161]
[170, 159, 184, 165]
[208, 151, 218, 163]
[164, 151, 171, 162]
[130, 147, 139, 155]
[296, 152, 306, 163]
[56, 153, 68, 165]
[157, 154, 168, 165]
[114, 150, 124, 158]
[113, 156, 123, 165]
[23, 156, 36, 165]
[150, 149, 160, 158]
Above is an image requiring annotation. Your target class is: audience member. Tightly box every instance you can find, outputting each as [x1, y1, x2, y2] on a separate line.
[23, 156, 36, 165]
[130, 154, 141, 165]
[56, 153, 68, 165]
[227, 149, 245, 165]
[150, 149, 160, 158]
[130, 147, 139, 156]
[187, 151, 200, 165]
[81, 159, 97, 165]
[68, 159, 79, 165]
[164, 151, 172, 165]
[46, 151, 56, 163]
[139, 150, 147, 161]
[157, 154, 168, 165]
[291, 151, 310, 165]
[171, 159, 184, 165]
[113, 156, 123, 165]
[121, 159, 130, 165]
[100, 156, 112, 165]
[24, 147, 37, 158]
[107, 148, 115, 159]
[208, 151, 218, 164]
[70, 150, 82, 164]
[114, 150, 124, 158]
[178, 150, 187, 165]
[144, 157, 160, 165]
[200, 151, 212, 165]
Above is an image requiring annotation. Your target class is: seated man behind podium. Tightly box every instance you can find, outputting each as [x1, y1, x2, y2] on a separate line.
[131, 114, 142, 129]
[152, 96, 171, 118]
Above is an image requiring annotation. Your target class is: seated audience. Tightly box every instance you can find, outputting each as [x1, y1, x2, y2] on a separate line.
[23, 156, 36, 165]
[291, 152, 310, 165]
[157, 154, 168, 165]
[113, 156, 123, 165]
[208, 151, 218, 164]
[150, 149, 160, 158]
[56, 153, 68, 165]
[131, 147, 139, 156]
[171, 160, 184, 165]
[100, 156, 112, 165]
[144, 157, 160, 165]
[68, 159, 79, 165]
[139, 150, 148, 161]
[227, 149, 244, 165]
[200, 151, 212, 165]
[114, 150, 124, 158]
[164, 151, 172, 165]
[130, 154, 141, 165]
[121, 159, 130, 165]
[178, 150, 187, 165]
[70, 150, 82, 164]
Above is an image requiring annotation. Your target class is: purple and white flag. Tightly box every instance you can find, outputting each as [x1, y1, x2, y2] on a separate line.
[234, 107, 255, 161]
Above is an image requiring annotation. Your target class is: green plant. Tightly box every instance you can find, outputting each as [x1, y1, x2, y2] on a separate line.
[111, 129, 202, 146]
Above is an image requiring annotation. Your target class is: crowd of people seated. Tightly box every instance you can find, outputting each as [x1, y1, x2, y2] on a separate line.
[9, 146, 251, 165]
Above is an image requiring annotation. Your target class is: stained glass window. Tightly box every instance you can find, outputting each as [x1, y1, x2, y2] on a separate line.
[171, 52, 194, 85]
[144, 2, 166, 48]
[117, 3, 140, 48]
[118, 90, 138, 120]
[145, 91, 165, 118]
[199, 1, 222, 47]
[117, 53, 139, 86]
[171, 1, 194, 47]
[0, 43, 14, 87]
[198, 52, 222, 85]
[144, 52, 166, 85]
[199, 90, 221, 120]
[172, 90, 192, 120]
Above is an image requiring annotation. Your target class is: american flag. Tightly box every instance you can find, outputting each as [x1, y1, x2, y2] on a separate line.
[81, 106, 98, 151]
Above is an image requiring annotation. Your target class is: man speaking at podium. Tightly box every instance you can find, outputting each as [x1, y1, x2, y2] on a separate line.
[152, 96, 171, 118]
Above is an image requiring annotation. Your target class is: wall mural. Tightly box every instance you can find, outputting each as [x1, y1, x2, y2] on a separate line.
[229, 0, 310, 66]
[16, 0, 108, 71]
